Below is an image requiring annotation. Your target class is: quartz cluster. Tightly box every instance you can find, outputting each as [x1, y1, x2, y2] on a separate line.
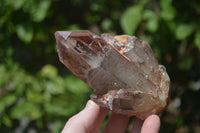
[55, 30, 170, 120]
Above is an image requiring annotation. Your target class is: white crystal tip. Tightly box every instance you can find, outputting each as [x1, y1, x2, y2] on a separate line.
[55, 31, 72, 40]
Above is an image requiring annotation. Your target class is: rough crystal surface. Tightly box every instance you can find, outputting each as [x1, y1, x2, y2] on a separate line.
[55, 30, 170, 120]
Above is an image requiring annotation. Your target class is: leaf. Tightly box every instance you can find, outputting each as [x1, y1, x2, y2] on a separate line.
[0, 94, 17, 112]
[189, 80, 200, 91]
[44, 102, 70, 116]
[30, 0, 51, 22]
[160, 6, 176, 21]
[160, 0, 176, 20]
[175, 24, 195, 40]
[11, 102, 42, 119]
[101, 18, 112, 30]
[194, 32, 200, 50]
[26, 90, 44, 103]
[143, 10, 159, 32]
[146, 19, 159, 32]
[6, 0, 26, 10]
[40, 64, 58, 79]
[160, 0, 173, 9]
[2, 115, 12, 127]
[0, 64, 9, 86]
[143, 10, 155, 19]
[139, 0, 150, 6]
[16, 24, 33, 43]
[120, 5, 143, 35]
[44, 80, 64, 95]
[65, 75, 89, 93]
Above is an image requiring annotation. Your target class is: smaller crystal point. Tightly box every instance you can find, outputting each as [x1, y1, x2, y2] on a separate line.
[55, 30, 171, 120]
[55, 31, 72, 40]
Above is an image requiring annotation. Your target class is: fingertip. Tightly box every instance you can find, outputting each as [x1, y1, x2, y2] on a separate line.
[85, 100, 102, 110]
[86, 100, 98, 108]
[62, 100, 109, 133]
[145, 115, 160, 128]
[85, 100, 109, 117]
[141, 115, 160, 133]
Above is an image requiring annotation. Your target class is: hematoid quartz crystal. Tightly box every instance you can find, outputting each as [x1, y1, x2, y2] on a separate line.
[55, 30, 170, 120]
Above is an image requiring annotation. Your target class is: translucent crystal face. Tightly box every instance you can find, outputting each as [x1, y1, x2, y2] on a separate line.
[55, 30, 170, 120]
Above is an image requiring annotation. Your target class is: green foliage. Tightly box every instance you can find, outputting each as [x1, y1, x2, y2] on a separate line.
[0, 61, 90, 132]
[194, 32, 200, 50]
[160, 0, 176, 20]
[16, 24, 34, 43]
[0, 0, 200, 132]
[175, 24, 195, 40]
[143, 10, 159, 33]
[120, 5, 143, 35]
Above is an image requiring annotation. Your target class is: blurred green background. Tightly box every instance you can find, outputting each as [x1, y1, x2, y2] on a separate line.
[0, 0, 200, 132]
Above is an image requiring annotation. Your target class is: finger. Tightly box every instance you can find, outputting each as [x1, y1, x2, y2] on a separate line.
[61, 100, 109, 133]
[130, 118, 144, 133]
[141, 115, 160, 133]
[102, 113, 129, 133]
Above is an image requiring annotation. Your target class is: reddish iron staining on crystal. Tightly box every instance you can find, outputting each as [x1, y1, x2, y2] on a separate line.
[55, 30, 170, 120]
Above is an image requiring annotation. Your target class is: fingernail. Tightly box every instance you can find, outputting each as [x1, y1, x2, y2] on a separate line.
[85, 100, 99, 109]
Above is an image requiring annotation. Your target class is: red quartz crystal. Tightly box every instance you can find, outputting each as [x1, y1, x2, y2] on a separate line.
[55, 30, 170, 120]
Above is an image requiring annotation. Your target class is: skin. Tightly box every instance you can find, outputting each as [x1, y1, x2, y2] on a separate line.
[61, 100, 160, 133]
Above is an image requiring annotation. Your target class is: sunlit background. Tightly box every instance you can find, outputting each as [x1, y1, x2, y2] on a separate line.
[0, 0, 200, 132]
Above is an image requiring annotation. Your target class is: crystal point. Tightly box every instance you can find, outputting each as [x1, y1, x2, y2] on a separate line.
[55, 30, 170, 120]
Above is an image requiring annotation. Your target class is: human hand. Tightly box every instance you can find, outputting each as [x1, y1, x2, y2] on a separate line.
[61, 100, 160, 133]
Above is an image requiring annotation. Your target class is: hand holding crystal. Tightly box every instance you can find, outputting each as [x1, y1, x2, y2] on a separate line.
[61, 100, 160, 133]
